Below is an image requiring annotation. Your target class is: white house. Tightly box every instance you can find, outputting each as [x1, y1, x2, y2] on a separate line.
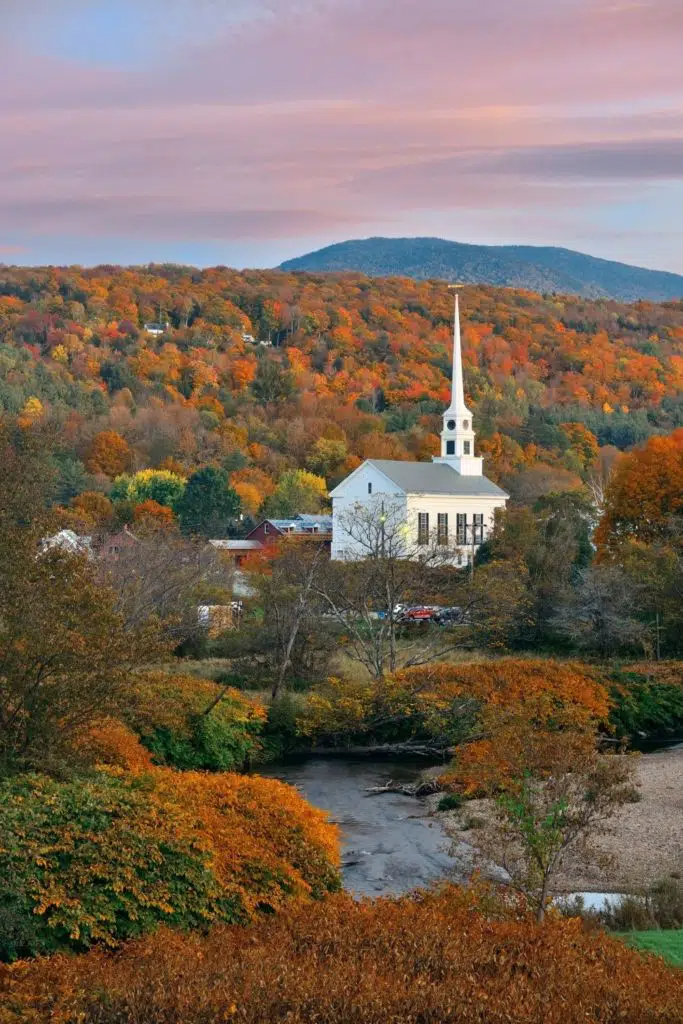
[330, 291, 508, 564]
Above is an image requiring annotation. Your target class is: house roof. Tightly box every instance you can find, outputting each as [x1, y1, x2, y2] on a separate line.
[210, 539, 263, 551]
[262, 515, 333, 534]
[364, 460, 509, 498]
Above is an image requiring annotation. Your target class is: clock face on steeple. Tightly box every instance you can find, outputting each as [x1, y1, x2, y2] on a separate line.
[447, 419, 456, 431]
[463, 420, 469, 430]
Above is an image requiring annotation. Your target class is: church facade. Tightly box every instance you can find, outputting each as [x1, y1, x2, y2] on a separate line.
[330, 291, 508, 564]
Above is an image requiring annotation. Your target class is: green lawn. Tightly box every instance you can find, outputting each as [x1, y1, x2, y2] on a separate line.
[621, 931, 683, 967]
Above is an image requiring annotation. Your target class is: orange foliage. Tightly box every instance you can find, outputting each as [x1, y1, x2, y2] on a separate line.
[85, 430, 133, 477]
[394, 660, 611, 795]
[3, 887, 681, 1024]
[71, 490, 114, 526]
[597, 429, 683, 552]
[133, 498, 176, 528]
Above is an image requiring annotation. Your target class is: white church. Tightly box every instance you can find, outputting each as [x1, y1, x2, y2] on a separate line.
[330, 291, 508, 564]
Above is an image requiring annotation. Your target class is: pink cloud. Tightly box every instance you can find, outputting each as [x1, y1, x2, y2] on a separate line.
[0, 0, 681, 252]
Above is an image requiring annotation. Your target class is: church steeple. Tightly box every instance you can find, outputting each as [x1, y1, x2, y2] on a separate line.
[434, 287, 483, 476]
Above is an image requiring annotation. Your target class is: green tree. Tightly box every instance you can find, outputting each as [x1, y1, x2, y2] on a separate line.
[111, 469, 186, 509]
[250, 357, 296, 404]
[175, 466, 241, 537]
[262, 469, 328, 518]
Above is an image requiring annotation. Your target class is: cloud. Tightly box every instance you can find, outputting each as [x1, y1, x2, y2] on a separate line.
[0, 0, 681, 259]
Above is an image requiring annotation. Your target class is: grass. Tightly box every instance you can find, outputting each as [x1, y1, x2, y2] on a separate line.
[621, 930, 683, 967]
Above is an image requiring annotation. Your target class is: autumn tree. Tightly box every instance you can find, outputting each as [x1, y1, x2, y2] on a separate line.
[85, 429, 133, 477]
[596, 429, 683, 553]
[0, 424, 162, 775]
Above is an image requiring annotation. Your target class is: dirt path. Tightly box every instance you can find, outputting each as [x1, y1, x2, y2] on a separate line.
[440, 746, 683, 893]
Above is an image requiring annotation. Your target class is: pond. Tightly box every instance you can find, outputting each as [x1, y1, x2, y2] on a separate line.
[259, 756, 471, 896]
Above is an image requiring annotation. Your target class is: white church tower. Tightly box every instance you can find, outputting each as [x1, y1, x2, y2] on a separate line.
[433, 287, 483, 476]
[329, 287, 508, 562]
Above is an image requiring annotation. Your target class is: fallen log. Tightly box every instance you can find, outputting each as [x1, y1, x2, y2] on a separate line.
[364, 777, 443, 798]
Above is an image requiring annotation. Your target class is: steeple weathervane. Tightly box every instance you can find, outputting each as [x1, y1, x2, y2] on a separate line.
[433, 285, 483, 476]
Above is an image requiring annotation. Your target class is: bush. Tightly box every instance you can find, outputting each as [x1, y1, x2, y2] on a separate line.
[603, 878, 683, 932]
[3, 888, 682, 1023]
[608, 665, 683, 739]
[126, 672, 267, 771]
[0, 759, 339, 961]
[437, 793, 464, 812]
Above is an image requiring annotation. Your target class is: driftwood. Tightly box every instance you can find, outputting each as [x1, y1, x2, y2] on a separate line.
[364, 777, 443, 799]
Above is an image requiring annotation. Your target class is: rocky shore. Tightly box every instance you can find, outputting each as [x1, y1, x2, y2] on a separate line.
[436, 746, 683, 893]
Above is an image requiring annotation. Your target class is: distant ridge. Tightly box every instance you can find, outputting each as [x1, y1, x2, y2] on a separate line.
[279, 237, 683, 302]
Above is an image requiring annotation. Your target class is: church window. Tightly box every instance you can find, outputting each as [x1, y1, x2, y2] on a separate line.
[464, 441, 471, 455]
[447, 419, 456, 431]
[456, 513, 467, 545]
[446, 440, 455, 456]
[417, 512, 429, 546]
[473, 513, 484, 544]
[437, 513, 448, 545]
[368, 481, 373, 494]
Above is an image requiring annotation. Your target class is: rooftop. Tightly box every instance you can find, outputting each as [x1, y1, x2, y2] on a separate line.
[366, 460, 509, 498]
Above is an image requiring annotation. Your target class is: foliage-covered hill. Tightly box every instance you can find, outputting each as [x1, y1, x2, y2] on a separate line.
[280, 238, 683, 302]
[0, 263, 682, 518]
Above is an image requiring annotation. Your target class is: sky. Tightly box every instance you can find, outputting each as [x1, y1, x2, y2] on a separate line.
[1, 0, 683, 272]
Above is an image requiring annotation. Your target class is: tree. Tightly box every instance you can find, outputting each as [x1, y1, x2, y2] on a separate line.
[553, 564, 650, 659]
[474, 744, 636, 922]
[596, 429, 683, 552]
[100, 531, 234, 643]
[262, 469, 328, 518]
[250, 357, 296, 403]
[489, 494, 593, 644]
[0, 426, 162, 775]
[111, 469, 186, 509]
[254, 541, 329, 699]
[175, 466, 241, 537]
[85, 430, 133, 477]
[315, 499, 462, 680]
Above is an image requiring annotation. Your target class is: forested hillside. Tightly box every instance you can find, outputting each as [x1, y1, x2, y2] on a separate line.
[1, 263, 682, 522]
[281, 238, 683, 302]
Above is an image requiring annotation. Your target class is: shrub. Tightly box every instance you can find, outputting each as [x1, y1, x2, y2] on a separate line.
[608, 664, 683, 739]
[3, 888, 681, 1024]
[0, 760, 339, 961]
[437, 793, 464, 812]
[126, 672, 267, 771]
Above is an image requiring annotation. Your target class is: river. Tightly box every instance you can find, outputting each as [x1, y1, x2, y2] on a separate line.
[260, 756, 470, 896]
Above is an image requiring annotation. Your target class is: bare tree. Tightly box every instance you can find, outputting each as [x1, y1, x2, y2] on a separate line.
[317, 499, 466, 681]
[255, 540, 328, 699]
[99, 530, 235, 643]
[552, 564, 650, 659]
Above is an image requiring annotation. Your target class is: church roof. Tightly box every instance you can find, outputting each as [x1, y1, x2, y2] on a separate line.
[367, 460, 508, 498]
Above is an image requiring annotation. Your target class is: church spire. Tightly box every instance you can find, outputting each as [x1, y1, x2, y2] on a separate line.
[433, 286, 483, 476]
[446, 288, 469, 416]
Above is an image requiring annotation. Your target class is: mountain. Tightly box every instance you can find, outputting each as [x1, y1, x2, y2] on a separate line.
[279, 237, 683, 302]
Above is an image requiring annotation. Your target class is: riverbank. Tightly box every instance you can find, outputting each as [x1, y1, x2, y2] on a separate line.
[438, 746, 683, 893]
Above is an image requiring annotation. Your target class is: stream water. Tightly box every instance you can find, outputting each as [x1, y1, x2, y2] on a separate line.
[260, 756, 471, 896]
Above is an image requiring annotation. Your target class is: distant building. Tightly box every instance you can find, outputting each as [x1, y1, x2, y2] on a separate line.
[209, 538, 264, 568]
[41, 529, 93, 557]
[330, 292, 508, 565]
[246, 514, 332, 547]
[143, 322, 169, 336]
[96, 525, 139, 561]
